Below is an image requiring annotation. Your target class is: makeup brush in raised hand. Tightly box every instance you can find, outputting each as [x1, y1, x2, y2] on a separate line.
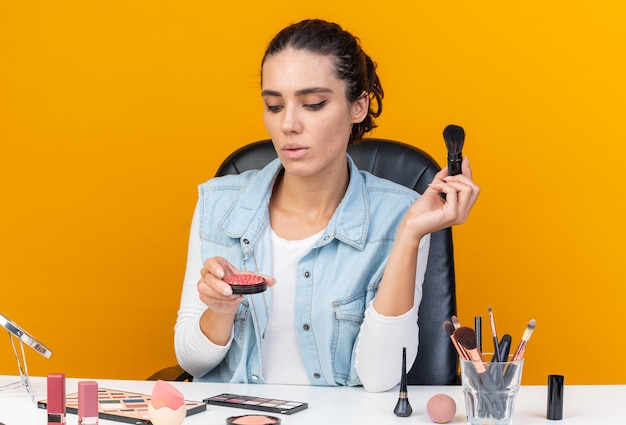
[443, 124, 465, 176]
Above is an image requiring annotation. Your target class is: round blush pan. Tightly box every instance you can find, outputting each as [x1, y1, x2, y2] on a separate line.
[226, 414, 281, 425]
[223, 274, 267, 295]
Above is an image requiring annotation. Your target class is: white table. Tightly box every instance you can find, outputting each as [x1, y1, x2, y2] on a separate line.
[0, 375, 624, 424]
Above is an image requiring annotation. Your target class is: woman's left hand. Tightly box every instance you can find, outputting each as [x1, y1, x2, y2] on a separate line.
[403, 157, 480, 239]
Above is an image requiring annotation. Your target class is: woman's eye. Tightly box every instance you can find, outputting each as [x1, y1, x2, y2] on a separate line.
[304, 100, 327, 110]
[266, 104, 283, 113]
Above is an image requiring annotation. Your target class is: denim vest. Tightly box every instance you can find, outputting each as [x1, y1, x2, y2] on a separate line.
[195, 155, 420, 386]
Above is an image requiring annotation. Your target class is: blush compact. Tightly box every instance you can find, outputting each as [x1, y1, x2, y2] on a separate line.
[223, 274, 267, 295]
[226, 414, 281, 425]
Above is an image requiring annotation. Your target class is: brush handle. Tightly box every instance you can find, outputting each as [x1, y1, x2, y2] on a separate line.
[499, 334, 512, 361]
[463, 363, 504, 419]
[448, 155, 462, 176]
[491, 336, 501, 362]
[490, 335, 512, 363]
[512, 340, 528, 362]
[474, 316, 482, 352]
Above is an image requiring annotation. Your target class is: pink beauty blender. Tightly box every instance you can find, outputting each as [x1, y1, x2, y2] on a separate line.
[426, 393, 456, 424]
[148, 380, 186, 425]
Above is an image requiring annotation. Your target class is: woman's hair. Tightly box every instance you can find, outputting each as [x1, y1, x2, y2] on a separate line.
[261, 19, 384, 145]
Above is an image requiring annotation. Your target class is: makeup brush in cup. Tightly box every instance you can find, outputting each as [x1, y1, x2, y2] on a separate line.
[451, 315, 462, 329]
[511, 319, 536, 361]
[504, 319, 537, 385]
[488, 307, 501, 362]
[442, 321, 469, 360]
[454, 327, 502, 417]
[443, 124, 465, 176]
[393, 347, 413, 417]
[454, 327, 486, 368]
[491, 334, 512, 363]
[474, 316, 483, 352]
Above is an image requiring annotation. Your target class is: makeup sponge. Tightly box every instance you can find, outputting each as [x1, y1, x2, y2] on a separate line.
[148, 380, 186, 425]
[426, 393, 456, 424]
[151, 380, 185, 410]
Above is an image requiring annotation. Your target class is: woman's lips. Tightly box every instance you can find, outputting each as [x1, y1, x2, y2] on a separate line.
[282, 145, 309, 159]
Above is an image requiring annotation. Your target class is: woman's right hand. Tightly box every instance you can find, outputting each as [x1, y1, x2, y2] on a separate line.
[197, 257, 245, 315]
[197, 257, 275, 345]
[197, 257, 275, 315]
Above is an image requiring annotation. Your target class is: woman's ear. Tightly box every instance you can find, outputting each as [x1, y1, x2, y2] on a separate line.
[351, 91, 369, 123]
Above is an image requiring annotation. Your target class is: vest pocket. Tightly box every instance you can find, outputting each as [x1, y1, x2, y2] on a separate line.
[331, 291, 366, 383]
[233, 300, 250, 340]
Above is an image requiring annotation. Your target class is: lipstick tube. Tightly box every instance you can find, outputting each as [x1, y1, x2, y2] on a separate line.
[47, 373, 66, 425]
[547, 374, 564, 420]
[78, 381, 99, 425]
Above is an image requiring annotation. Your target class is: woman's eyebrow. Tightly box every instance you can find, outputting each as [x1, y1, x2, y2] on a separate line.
[295, 87, 333, 96]
[261, 89, 281, 97]
[261, 87, 333, 97]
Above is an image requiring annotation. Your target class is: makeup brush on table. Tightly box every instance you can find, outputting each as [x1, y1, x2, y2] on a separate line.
[443, 124, 465, 176]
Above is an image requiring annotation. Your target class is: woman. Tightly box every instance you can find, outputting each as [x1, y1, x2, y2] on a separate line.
[174, 19, 479, 392]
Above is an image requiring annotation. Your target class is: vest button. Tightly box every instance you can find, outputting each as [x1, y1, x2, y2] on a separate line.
[313, 373, 321, 379]
[251, 374, 259, 381]
[243, 239, 250, 244]
[304, 271, 310, 278]
[303, 324, 310, 331]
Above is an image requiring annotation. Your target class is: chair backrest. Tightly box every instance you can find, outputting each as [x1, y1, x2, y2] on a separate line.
[216, 138, 458, 385]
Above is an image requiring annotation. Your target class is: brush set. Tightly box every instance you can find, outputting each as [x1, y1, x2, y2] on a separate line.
[442, 308, 536, 421]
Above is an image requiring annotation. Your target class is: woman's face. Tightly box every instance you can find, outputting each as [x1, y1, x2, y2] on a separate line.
[261, 48, 368, 179]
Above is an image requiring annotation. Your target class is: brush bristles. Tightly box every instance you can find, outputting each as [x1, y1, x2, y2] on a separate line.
[488, 306, 497, 337]
[443, 124, 465, 154]
[453, 326, 477, 351]
[442, 321, 455, 336]
[451, 315, 461, 329]
[522, 319, 536, 341]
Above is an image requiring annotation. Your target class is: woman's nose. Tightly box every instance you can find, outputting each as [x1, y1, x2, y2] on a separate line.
[280, 105, 303, 134]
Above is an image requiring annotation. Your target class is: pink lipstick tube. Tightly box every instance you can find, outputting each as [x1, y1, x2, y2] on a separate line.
[47, 373, 66, 425]
[78, 381, 99, 425]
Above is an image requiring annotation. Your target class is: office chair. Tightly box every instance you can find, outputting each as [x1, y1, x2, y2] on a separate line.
[148, 138, 458, 385]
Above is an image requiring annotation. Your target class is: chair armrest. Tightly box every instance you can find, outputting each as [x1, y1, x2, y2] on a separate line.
[146, 365, 193, 382]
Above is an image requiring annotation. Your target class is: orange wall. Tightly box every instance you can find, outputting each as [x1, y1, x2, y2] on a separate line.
[1, 1, 625, 385]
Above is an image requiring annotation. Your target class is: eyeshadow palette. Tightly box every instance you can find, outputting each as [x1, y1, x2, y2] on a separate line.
[204, 393, 308, 415]
[38, 387, 206, 424]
